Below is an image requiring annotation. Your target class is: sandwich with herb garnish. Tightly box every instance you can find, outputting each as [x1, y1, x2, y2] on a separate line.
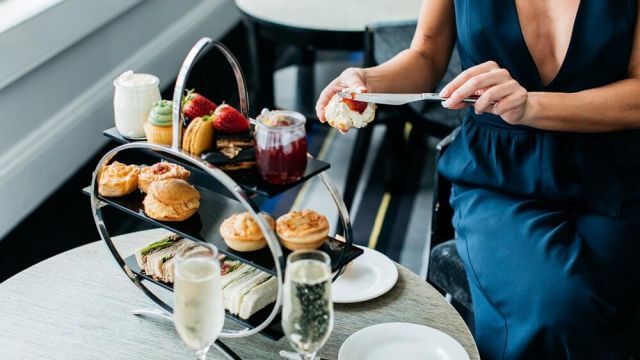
[135, 234, 278, 319]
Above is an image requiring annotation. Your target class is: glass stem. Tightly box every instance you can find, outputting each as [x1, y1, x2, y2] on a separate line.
[302, 352, 317, 360]
[196, 346, 210, 360]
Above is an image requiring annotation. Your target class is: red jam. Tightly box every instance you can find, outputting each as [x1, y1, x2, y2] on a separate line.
[255, 137, 307, 185]
[152, 163, 170, 175]
[342, 97, 367, 114]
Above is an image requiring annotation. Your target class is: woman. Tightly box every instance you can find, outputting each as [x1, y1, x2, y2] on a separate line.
[316, 1, 640, 359]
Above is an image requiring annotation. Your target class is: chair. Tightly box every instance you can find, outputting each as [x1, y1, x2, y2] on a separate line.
[427, 128, 472, 314]
[427, 129, 640, 358]
[342, 20, 462, 213]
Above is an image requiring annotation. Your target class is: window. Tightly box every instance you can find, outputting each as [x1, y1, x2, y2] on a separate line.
[0, 0, 65, 34]
[0, 0, 141, 90]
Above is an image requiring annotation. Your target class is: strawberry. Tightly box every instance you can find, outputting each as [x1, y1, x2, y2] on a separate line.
[212, 104, 250, 133]
[342, 97, 368, 114]
[182, 89, 217, 119]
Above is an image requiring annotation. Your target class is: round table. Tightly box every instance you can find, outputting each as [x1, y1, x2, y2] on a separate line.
[235, 0, 423, 33]
[0, 229, 479, 359]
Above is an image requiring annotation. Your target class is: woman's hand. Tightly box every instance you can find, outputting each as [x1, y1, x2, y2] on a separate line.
[439, 61, 530, 125]
[315, 67, 369, 122]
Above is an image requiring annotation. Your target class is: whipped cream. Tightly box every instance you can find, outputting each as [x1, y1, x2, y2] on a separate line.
[114, 70, 159, 88]
[324, 88, 376, 132]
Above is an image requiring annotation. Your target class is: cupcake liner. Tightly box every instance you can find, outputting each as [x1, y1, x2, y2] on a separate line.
[144, 122, 173, 145]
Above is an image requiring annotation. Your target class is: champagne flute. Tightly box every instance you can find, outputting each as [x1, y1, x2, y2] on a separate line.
[282, 250, 334, 360]
[174, 243, 225, 360]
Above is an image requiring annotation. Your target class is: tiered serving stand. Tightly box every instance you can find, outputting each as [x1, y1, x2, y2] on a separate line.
[84, 38, 361, 355]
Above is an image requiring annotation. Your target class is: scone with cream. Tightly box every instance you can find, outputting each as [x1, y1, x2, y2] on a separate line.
[276, 209, 329, 251]
[143, 179, 200, 221]
[98, 161, 140, 197]
[220, 212, 275, 252]
[324, 88, 376, 133]
[138, 162, 190, 193]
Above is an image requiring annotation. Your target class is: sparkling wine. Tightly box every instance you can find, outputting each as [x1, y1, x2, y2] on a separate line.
[282, 258, 333, 356]
[174, 257, 225, 351]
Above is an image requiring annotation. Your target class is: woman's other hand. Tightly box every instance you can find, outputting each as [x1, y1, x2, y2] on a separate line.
[315, 67, 369, 123]
[439, 61, 530, 125]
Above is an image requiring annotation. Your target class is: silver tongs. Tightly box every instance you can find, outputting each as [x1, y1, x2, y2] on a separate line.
[338, 92, 478, 105]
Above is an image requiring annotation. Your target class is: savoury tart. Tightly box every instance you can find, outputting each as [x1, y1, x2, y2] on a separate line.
[276, 210, 329, 251]
[220, 212, 275, 252]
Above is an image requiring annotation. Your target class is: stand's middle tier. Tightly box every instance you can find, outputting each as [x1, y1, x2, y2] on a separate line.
[83, 181, 362, 276]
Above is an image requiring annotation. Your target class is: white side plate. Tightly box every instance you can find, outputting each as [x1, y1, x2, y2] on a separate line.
[332, 246, 398, 303]
[339, 323, 470, 360]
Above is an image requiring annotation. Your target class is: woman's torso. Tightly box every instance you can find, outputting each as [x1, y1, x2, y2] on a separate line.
[439, 0, 640, 217]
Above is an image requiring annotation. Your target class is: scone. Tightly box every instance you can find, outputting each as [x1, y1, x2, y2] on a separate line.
[144, 100, 173, 145]
[143, 179, 200, 221]
[138, 162, 190, 193]
[98, 161, 140, 197]
[276, 210, 329, 251]
[324, 88, 376, 133]
[182, 116, 214, 156]
[220, 212, 275, 252]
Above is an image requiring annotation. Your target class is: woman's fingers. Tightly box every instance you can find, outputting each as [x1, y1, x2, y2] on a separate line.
[443, 68, 511, 108]
[493, 90, 528, 124]
[473, 79, 521, 114]
[315, 68, 367, 123]
[441, 101, 469, 110]
[316, 83, 342, 122]
[439, 61, 500, 98]
[438, 60, 529, 124]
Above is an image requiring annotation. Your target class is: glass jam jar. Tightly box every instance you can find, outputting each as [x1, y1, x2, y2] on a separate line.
[255, 110, 308, 185]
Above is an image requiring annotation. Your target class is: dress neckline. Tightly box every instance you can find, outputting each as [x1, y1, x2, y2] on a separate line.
[510, 1, 584, 89]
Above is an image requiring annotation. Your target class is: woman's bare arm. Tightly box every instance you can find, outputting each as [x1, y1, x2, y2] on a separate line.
[362, 0, 457, 93]
[316, 0, 456, 121]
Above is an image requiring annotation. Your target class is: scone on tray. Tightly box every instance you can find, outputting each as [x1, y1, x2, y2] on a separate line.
[276, 209, 329, 251]
[324, 88, 376, 133]
[138, 162, 190, 193]
[220, 212, 276, 252]
[98, 161, 140, 197]
[143, 179, 200, 221]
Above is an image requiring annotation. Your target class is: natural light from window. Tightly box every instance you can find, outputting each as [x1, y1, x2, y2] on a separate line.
[0, 0, 64, 33]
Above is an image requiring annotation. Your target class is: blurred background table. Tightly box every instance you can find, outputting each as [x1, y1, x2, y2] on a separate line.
[234, 0, 422, 115]
[0, 229, 479, 359]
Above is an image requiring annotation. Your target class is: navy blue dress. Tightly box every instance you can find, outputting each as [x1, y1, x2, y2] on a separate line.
[438, 1, 640, 359]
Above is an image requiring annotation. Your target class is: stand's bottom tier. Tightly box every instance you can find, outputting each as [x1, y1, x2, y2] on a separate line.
[124, 255, 284, 340]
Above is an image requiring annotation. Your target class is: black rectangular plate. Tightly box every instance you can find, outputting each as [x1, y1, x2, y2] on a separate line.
[83, 185, 363, 276]
[123, 254, 284, 340]
[103, 127, 330, 198]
